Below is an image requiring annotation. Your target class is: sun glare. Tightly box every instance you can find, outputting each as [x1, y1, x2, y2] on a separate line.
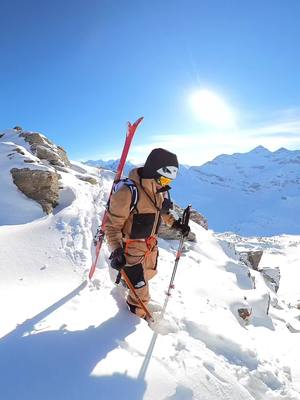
[189, 89, 236, 128]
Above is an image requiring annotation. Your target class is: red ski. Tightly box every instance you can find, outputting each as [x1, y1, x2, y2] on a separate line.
[88, 117, 143, 279]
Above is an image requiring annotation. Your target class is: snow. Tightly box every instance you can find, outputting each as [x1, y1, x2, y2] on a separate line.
[1, 136, 300, 399]
[171, 147, 300, 236]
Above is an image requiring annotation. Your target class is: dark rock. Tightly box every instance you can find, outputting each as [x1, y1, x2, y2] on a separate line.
[13, 147, 26, 156]
[238, 308, 252, 321]
[76, 175, 98, 185]
[240, 250, 263, 270]
[158, 223, 196, 241]
[20, 132, 71, 168]
[173, 204, 208, 230]
[54, 166, 70, 173]
[158, 204, 206, 241]
[190, 209, 208, 230]
[10, 167, 60, 214]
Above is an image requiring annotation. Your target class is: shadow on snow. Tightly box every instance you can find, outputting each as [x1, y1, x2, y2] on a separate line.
[0, 281, 146, 400]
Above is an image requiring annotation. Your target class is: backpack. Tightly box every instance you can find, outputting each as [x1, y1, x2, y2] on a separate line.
[111, 178, 139, 213]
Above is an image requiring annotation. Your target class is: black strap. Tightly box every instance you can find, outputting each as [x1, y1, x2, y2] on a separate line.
[126, 182, 139, 213]
[115, 271, 121, 284]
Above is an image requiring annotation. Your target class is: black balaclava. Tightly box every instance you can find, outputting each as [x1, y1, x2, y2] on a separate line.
[141, 148, 179, 179]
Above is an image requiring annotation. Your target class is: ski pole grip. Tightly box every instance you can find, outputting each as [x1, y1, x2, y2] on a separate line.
[182, 204, 191, 227]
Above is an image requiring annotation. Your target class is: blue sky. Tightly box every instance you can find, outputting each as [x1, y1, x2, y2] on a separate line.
[1, 0, 300, 165]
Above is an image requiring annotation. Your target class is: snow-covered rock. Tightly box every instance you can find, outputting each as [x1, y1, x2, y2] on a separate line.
[0, 128, 101, 223]
[20, 131, 71, 167]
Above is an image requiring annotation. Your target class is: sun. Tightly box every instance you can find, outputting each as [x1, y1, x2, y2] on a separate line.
[189, 89, 236, 129]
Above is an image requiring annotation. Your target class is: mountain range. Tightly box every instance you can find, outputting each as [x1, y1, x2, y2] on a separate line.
[85, 146, 300, 236]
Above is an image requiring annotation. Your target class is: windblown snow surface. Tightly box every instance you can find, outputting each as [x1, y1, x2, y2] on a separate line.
[0, 161, 300, 400]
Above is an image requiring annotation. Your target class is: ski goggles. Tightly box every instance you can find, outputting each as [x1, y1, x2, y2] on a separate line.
[156, 175, 172, 186]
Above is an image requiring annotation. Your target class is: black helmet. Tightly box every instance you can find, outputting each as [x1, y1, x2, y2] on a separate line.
[141, 148, 179, 181]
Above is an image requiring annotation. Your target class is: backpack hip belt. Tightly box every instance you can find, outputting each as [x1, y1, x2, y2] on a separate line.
[124, 236, 157, 258]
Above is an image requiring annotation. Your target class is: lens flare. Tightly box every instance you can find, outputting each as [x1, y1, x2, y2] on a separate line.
[189, 89, 236, 128]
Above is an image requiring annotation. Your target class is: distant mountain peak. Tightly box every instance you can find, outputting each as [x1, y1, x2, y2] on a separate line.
[274, 147, 288, 153]
[251, 145, 270, 153]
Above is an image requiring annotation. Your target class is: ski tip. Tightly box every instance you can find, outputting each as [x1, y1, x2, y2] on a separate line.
[128, 116, 144, 128]
[136, 116, 144, 124]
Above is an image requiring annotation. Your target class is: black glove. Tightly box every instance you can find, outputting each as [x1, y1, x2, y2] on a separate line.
[161, 198, 173, 215]
[172, 218, 191, 237]
[109, 247, 126, 271]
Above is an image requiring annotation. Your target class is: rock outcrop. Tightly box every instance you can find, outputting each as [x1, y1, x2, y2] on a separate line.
[240, 250, 263, 270]
[238, 249, 281, 293]
[190, 208, 208, 230]
[172, 204, 208, 230]
[11, 168, 60, 214]
[0, 127, 101, 221]
[261, 267, 281, 293]
[158, 205, 206, 242]
[76, 175, 98, 185]
[20, 132, 71, 168]
[158, 223, 196, 241]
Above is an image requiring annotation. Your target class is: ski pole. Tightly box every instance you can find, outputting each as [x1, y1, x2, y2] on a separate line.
[120, 269, 154, 322]
[161, 205, 191, 318]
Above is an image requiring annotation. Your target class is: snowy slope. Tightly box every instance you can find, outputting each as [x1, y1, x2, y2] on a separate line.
[172, 146, 300, 236]
[1, 143, 300, 399]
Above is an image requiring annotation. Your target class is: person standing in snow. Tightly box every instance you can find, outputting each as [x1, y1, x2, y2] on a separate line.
[105, 148, 190, 319]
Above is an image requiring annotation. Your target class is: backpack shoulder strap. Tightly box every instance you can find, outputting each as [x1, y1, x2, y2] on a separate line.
[112, 178, 139, 213]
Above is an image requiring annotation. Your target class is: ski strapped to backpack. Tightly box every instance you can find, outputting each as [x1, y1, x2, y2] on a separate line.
[88, 117, 143, 280]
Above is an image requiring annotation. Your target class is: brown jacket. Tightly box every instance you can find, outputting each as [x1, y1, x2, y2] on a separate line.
[106, 168, 175, 252]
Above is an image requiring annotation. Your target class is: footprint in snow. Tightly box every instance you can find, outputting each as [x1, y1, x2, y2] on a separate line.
[148, 314, 179, 335]
[203, 360, 229, 384]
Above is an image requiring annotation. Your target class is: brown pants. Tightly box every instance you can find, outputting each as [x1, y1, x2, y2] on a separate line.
[123, 238, 158, 318]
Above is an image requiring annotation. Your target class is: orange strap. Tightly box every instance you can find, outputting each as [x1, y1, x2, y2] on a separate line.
[124, 236, 157, 258]
[145, 236, 157, 257]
